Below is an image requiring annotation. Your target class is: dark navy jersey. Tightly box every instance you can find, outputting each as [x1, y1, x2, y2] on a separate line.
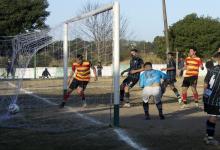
[203, 65, 220, 106]
[167, 58, 176, 80]
[128, 57, 144, 79]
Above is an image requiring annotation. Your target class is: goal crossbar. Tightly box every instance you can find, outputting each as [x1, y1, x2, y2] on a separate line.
[65, 3, 114, 24]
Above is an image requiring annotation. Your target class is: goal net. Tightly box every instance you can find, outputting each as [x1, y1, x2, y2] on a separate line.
[0, 2, 120, 131]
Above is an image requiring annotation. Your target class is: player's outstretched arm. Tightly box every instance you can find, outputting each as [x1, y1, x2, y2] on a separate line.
[121, 68, 130, 76]
[161, 67, 175, 71]
[130, 59, 144, 74]
[130, 64, 144, 74]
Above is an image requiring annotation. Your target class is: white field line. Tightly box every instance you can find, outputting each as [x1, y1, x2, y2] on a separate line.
[7, 81, 148, 150]
[114, 128, 147, 150]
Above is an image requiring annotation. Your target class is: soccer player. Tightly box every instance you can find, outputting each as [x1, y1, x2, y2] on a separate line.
[181, 48, 204, 108]
[140, 62, 167, 120]
[161, 52, 182, 104]
[203, 51, 220, 145]
[205, 57, 214, 73]
[178, 57, 185, 77]
[120, 49, 144, 107]
[59, 54, 97, 108]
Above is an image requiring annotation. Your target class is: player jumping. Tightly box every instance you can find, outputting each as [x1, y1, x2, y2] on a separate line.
[120, 49, 144, 107]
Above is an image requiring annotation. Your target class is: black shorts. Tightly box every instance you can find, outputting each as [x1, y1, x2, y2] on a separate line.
[121, 76, 139, 89]
[182, 76, 198, 87]
[204, 103, 220, 116]
[160, 79, 176, 94]
[69, 78, 88, 90]
[165, 78, 176, 85]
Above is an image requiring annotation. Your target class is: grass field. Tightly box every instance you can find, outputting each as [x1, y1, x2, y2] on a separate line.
[0, 77, 220, 150]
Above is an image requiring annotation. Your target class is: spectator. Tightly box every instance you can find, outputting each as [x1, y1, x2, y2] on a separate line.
[42, 68, 51, 78]
[6, 59, 15, 78]
[97, 61, 103, 77]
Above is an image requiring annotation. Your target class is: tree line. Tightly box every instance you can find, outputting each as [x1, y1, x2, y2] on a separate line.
[1, 0, 220, 66]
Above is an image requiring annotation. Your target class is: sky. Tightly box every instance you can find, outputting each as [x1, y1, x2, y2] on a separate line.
[46, 0, 220, 42]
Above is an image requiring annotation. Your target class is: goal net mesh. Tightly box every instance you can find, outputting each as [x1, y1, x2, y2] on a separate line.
[0, 7, 115, 131]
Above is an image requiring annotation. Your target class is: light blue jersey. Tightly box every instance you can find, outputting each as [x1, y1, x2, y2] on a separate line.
[139, 69, 167, 88]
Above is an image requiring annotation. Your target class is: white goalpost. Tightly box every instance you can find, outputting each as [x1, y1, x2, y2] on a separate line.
[63, 2, 120, 126]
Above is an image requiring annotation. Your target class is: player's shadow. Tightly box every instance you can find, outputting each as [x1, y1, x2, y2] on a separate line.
[165, 106, 204, 119]
[162, 94, 203, 104]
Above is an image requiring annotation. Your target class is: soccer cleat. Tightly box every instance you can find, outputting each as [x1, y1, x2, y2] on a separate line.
[159, 114, 165, 120]
[204, 136, 219, 146]
[123, 103, 131, 108]
[195, 102, 199, 107]
[180, 104, 187, 109]
[82, 100, 87, 108]
[145, 113, 150, 120]
[59, 102, 65, 108]
[178, 97, 182, 104]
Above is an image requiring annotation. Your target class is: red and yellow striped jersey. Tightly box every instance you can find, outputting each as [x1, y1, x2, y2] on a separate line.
[184, 56, 203, 77]
[72, 61, 91, 81]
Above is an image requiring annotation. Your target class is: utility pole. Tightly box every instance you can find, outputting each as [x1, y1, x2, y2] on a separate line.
[162, 0, 170, 60]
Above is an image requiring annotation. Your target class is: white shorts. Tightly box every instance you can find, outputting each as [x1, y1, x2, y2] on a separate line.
[142, 86, 162, 104]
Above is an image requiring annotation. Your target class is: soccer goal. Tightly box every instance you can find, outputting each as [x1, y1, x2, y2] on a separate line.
[0, 2, 120, 131]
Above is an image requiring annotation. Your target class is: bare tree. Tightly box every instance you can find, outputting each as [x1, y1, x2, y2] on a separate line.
[78, 1, 128, 63]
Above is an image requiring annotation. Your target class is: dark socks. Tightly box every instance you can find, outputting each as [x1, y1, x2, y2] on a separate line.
[143, 102, 150, 119]
[206, 120, 216, 137]
[59, 101, 65, 108]
[125, 92, 130, 103]
[173, 88, 180, 98]
[156, 102, 162, 113]
[120, 90, 125, 101]
[156, 101, 164, 119]
[143, 102, 149, 113]
[81, 94, 85, 101]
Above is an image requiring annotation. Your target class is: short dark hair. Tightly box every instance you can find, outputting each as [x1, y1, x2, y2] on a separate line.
[144, 62, 152, 67]
[189, 46, 197, 51]
[131, 49, 138, 52]
[167, 52, 175, 56]
[76, 54, 83, 60]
